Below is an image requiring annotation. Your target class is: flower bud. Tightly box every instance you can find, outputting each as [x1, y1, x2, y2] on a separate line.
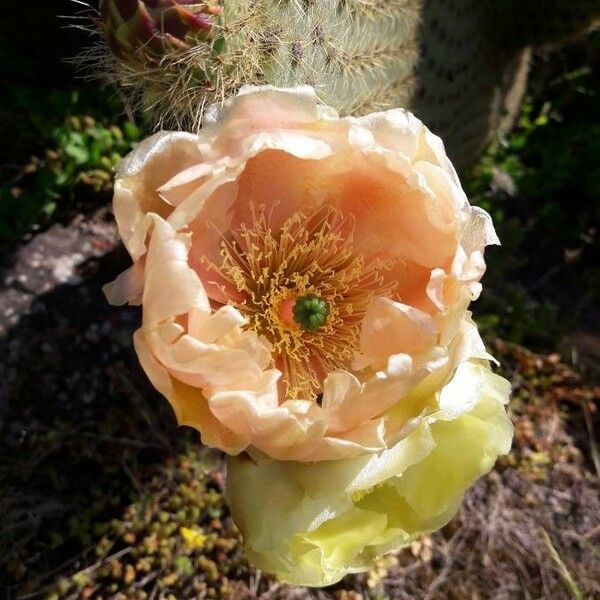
[100, 0, 222, 67]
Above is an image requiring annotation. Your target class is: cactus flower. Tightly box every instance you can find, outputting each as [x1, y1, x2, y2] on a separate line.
[100, 0, 222, 67]
[105, 86, 507, 464]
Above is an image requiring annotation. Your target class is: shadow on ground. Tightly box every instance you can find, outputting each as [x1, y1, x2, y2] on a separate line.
[0, 219, 187, 594]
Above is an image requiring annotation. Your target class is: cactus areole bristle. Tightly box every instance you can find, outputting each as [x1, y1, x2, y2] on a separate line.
[100, 0, 222, 66]
[292, 294, 330, 332]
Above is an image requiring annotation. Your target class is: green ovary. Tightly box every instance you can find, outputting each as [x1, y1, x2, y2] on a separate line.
[292, 294, 330, 331]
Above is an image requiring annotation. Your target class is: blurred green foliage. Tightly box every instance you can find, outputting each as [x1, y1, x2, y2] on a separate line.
[0, 87, 141, 243]
[468, 58, 600, 348]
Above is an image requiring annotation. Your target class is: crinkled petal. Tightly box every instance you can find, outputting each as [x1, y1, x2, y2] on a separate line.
[115, 131, 201, 259]
[201, 85, 338, 154]
[355, 297, 437, 370]
[226, 362, 513, 586]
[103, 259, 145, 306]
[134, 330, 248, 454]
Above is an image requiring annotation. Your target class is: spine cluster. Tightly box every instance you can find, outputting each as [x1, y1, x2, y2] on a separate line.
[87, 0, 599, 166]
[90, 0, 420, 130]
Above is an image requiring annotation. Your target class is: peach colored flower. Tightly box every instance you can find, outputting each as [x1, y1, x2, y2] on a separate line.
[106, 86, 500, 462]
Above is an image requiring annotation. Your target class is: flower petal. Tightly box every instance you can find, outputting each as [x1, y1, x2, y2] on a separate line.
[115, 131, 201, 259]
[226, 361, 513, 586]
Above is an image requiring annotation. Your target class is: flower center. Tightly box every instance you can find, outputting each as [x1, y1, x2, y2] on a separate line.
[292, 294, 330, 331]
[203, 204, 396, 400]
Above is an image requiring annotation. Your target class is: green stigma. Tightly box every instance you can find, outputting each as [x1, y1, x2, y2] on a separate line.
[292, 294, 329, 332]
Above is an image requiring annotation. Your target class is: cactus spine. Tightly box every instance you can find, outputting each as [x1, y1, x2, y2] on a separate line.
[410, 0, 599, 169]
[256, 0, 420, 115]
[410, 0, 531, 171]
[93, 0, 420, 130]
[91, 0, 599, 167]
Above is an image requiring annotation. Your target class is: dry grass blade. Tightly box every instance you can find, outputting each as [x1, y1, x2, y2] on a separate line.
[541, 529, 583, 600]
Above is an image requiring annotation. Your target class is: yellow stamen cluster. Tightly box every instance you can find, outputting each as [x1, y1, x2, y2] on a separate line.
[208, 204, 396, 400]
